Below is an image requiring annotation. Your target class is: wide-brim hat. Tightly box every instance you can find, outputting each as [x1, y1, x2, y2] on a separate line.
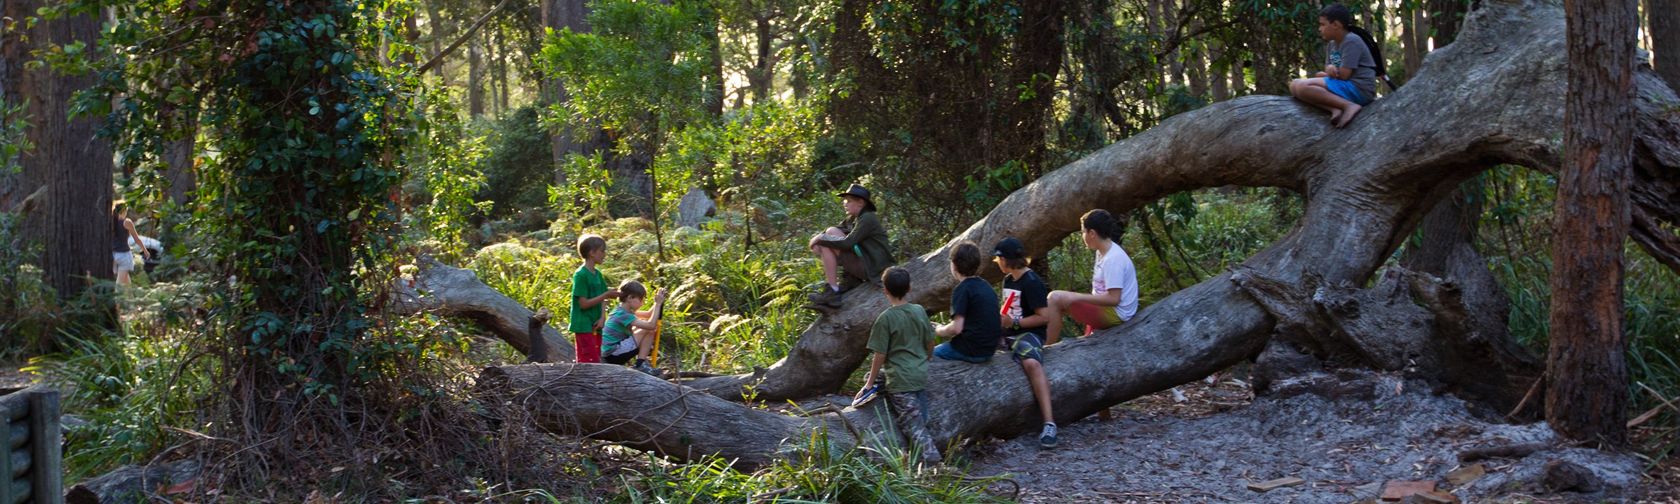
[836, 184, 877, 212]
[993, 237, 1027, 260]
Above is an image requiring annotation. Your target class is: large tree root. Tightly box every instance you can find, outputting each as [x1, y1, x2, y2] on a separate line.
[393, 258, 575, 362]
[1234, 266, 1543, 416]
[481, 0, 1680, 465]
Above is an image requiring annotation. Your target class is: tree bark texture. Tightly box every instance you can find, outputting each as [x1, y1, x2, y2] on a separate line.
[1651, 0, 1680, 92]
[482, 1, 1680, 466]
[1234, 267, 1542, 415]
[1546, 0, 1638, 447]
[393, 259, 576, 362]
[4, 0, 116, 300]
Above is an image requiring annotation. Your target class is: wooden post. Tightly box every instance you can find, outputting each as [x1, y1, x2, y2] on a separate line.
[27, 389, 60, 504]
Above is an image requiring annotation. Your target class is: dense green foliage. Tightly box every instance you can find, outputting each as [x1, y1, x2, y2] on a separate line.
[0, 0, 1673, 500]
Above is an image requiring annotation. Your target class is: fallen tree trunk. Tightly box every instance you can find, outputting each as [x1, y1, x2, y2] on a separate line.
[484, 0, 1680, 466]
[64, 460, 200, 504]
[393, 258, 575, 362]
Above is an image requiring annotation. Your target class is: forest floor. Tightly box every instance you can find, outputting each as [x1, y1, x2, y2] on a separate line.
[965, 372, 1665, 503]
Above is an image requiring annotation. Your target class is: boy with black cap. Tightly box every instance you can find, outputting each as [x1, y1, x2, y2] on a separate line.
[993, 237, 1059, 449]
[808, 183, 894, 308]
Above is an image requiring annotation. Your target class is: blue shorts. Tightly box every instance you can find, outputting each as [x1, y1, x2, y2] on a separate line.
[933, 342, 991, 363]
[1326, 78, 1372, 105]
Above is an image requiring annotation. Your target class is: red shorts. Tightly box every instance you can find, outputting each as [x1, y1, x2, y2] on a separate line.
[575, 332, 601, 363]
[1066, 302, 1123, 336]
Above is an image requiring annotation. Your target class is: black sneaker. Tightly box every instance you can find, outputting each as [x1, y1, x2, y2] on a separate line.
[634, 358, 661, 377]
[808, 288, 843, 307]
[1039, 422, 1058, 449]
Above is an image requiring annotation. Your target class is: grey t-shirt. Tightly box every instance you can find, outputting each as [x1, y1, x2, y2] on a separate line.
[1326, 34, 1377, 99]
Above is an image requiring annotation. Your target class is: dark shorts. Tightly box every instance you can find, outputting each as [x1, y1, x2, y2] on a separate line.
[835, 248, 868, 284]
[603, 351, 635, 365]
[1006, 333, 1045, 364]
[933, 342, 991, 363]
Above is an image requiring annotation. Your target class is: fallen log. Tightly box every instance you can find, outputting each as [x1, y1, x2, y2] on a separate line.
[482, 0, 1680, 465]
[393, 258, 575, 362]
[64, 460, 200, 504]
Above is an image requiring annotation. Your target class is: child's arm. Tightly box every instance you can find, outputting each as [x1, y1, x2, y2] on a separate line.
[1013, 305, 1053, 330]
[934, 315, 965, 338]
[575, 289, 621, 309]
[123, 219, 150, 260]
[854, 352, 887, 402]
[814, 212, 882, 250]
[629, 289, 668, 329]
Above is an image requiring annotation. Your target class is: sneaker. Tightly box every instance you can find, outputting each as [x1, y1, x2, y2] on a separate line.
[807, 287, 843, 308]
[1039, 422, 1058, 449]
[634, 358, 660, 377]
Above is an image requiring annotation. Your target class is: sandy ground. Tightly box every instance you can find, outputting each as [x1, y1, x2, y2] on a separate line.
[967, 372, 1653, 503]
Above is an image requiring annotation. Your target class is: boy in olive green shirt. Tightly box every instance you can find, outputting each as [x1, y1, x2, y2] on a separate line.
[854, 266, 940, 464]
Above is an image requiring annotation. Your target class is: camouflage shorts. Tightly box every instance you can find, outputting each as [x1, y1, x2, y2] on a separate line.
[1007, 333, 1045, 364]
[886, 391, 941, 463]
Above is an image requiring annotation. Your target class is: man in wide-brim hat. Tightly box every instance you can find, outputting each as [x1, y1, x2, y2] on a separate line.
[808, 183, 894, 307]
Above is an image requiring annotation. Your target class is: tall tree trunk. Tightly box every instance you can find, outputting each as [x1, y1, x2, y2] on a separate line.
[1430, 0, 1467, 48]
[497, 27, 510, 114]
[161, 114, 195, 206]
[468, 39, 484, 118]
[1187, 16, 1208, 98]
[999, 0, 1067, 176]
[1164, 0, 1184, 87]
[750, 14, 773, 104]
[1546, 0, 1637, 447]
[1651, 0, 1680, 91]
[5, 0, 116, 302]
[1406, 5, 1429, 81]
[542, 0, 589, 185]
[1210, 42, 1229, 101]
[1230, 53, 1246, 96]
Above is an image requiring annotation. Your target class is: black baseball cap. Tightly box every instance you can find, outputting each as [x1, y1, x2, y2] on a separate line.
[993, 237, 1026, 260]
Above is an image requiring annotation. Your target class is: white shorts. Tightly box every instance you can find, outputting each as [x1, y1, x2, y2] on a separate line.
[604, 337, 638, 357]
[113, 251, 134, 274]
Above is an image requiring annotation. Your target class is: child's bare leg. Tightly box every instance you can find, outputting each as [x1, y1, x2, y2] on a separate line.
[1043, 291, 1068, 345]
[117, 271, 130, 286]
[634, 327, 655, 360]
[812, 228, 847, 289]
[1333, 102, 1364, 128]
[1290, 78, 1343, 118]
[1295, 85, 1356, 124]
[1021, 360, 1055, 424]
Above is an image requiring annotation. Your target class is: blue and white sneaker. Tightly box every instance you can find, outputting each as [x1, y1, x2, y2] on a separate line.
[851, 382, 882, 408]
[1039, 422, 1058, 449]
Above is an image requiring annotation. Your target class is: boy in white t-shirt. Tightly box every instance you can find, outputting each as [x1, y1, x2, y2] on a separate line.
[1042, 209, 1139, 344]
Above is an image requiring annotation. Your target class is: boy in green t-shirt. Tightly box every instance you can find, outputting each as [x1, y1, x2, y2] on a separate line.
[569, 234, 620, 363]
[853, 266, 940, 464]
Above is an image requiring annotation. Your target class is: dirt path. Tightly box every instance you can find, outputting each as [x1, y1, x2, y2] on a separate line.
[967, 372, 1646, 503]
[0, 364, 37, 390]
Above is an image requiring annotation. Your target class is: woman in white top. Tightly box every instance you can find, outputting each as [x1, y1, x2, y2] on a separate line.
[1042, 209, 1139, 344]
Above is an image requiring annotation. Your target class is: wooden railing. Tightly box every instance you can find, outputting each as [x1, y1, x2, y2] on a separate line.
[0, 386, 61, 504]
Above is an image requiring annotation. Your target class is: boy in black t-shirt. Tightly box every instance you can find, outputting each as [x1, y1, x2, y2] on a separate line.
[933, 242, 1001, 363]
[992, 238, 1058, 449]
